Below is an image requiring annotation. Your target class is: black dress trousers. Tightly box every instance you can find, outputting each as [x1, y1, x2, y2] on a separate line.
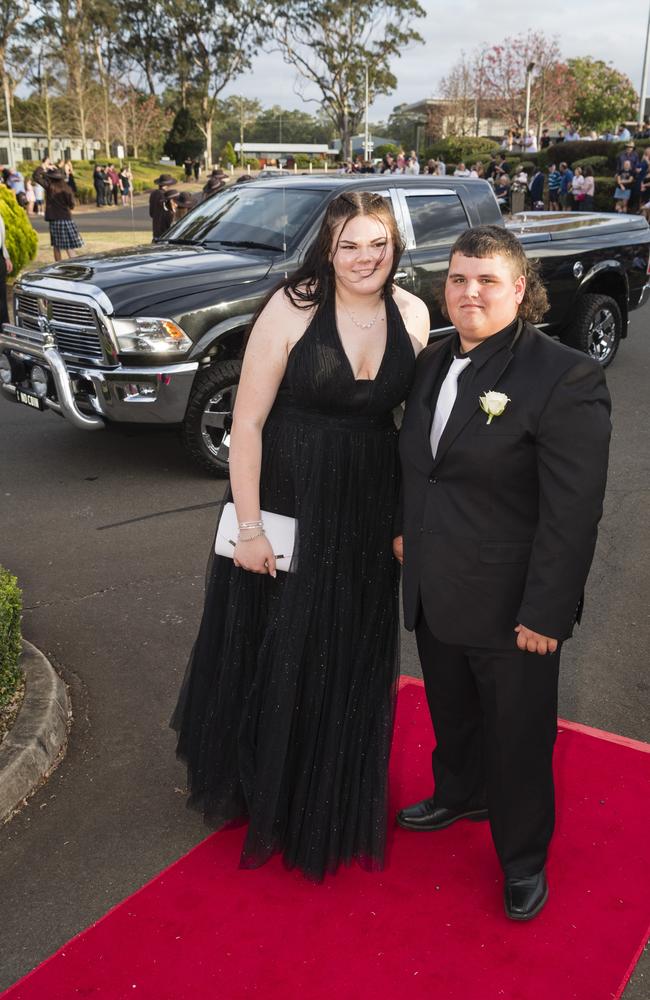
[415, 613, 561, 879]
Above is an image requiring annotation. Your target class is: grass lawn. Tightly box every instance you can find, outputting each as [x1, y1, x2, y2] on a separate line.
[30, 229, 153, 269]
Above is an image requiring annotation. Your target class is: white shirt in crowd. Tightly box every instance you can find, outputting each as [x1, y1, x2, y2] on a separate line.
[454, 167, 471, 177]
[571, 174, 586, 195]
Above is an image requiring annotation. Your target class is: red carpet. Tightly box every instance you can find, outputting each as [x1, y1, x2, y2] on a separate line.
[4, 680, 649, 1000]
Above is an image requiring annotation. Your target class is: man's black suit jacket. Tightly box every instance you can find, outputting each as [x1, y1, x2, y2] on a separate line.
[398, 322, 612, 648]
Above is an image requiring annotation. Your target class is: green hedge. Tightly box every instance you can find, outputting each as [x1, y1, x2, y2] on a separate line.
[594, 176, 628, 212]
[424, 136, 500, 165]
[0, 567, 22, 710]
[572, 155, 608, 171]
[0, 186, 38, 275]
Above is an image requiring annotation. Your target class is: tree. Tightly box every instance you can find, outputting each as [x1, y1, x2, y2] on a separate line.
[248, 105, 333, 144]
[273, 0, 425, 159]
[113, 0, 169, 98]
[24, 40, 68, 152]
[113, 87, 171, 159]
[567, 58, 637, 132]
[0, 0, 32, 164]
[37, 0, 97, 149]
[220, 140, 236, 166]
[164, 106, 205, 164]
[439, 60, 474, 137]
[480, 31, 576, 139]
[168, 0, 265, 167]
[382, 103, 429, 149]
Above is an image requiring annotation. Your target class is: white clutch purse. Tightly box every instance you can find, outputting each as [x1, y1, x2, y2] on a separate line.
[214, 502, 296, 573]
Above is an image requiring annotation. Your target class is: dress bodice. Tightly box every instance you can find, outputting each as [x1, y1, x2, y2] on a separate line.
[271, 290, 416, 421]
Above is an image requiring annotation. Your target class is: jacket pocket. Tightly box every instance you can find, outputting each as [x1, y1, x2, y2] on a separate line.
[479, 541, 532, 564]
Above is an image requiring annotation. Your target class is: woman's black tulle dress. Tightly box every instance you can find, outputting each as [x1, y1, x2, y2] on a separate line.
[171, 289, 416, 881]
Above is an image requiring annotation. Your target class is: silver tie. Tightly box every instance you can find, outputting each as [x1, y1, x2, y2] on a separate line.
[430, 357, 472, 459]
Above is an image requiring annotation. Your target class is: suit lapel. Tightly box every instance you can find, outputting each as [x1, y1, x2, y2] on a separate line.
[433, 344, 515, 468]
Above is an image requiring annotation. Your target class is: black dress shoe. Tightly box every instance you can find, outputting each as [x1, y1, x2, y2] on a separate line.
[396, 796, 489, 831]
[504, 869, 548, 921]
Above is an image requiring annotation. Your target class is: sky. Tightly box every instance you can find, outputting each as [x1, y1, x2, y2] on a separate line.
[222, 0, 649, 121]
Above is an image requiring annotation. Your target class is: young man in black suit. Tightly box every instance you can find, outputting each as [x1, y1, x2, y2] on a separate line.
[394, 226, 611, 920]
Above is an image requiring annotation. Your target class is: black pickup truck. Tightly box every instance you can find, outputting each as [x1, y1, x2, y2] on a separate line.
[2, 176, 649, 474]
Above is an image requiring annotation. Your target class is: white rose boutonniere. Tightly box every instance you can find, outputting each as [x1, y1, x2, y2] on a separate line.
[479, 390, 511, 425]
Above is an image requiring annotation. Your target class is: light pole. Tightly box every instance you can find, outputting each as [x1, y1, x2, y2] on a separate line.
[524, 61, 535, 140]
[239, 97, 245, 169]
[638, 2, 650, 128]
[363, 64, 370, 162]
[2, 74, 16, 171]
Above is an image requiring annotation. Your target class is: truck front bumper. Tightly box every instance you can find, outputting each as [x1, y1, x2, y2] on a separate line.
[0, 324, 198, 430]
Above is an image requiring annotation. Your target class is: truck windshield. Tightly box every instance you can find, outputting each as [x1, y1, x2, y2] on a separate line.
[166, 186, 325, 252]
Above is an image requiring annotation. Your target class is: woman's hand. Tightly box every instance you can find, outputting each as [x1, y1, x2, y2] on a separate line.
[392, 535, 404, 564]
[233, 535, 277, 577]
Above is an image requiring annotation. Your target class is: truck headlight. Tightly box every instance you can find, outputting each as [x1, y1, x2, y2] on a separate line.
[112, 318, 192, 355]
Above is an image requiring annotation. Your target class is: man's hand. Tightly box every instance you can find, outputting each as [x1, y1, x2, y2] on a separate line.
[515, 624, 558, 656]
[392, 535, 404, 564]
[5, 257, 12, 274]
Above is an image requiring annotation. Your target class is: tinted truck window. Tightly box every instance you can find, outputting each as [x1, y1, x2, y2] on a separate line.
[405, 194, 468, 249]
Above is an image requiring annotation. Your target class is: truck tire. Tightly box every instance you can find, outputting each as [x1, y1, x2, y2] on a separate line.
[567, 294, 622, 367]
[181, 360, 241, 475]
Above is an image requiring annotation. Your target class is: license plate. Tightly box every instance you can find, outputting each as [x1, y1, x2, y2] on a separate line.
[16, 388, 45, 411]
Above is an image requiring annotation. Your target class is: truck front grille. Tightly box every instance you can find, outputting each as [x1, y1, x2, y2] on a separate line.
[15, 292, 105, 362]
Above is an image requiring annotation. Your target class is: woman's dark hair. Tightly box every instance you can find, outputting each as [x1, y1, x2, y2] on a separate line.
[583, 165, 594, 177]
[47, 174, 69, 196]
[437, 224, 549, 324]
[243, 190, 405, 350]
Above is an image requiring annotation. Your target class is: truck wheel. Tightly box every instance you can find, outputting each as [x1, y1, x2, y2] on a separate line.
[181, 360, 241, 475]
[567, 294, 622, 367]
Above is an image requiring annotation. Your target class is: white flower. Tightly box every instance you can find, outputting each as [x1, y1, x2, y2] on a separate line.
[479, 390, 511, 425]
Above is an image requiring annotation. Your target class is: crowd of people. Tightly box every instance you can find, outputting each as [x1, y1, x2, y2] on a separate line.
[92, 163, 133, 207]
[501, 120, 650, 153]
[484, 140, 650, 216]
[148, 167, 229, 238]
[336, 122, 650, 217]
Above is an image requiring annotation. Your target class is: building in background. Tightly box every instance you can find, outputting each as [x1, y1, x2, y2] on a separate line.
[0, 132, 100, 166]
[234, 142, 336, 166]
[402, 99, 508, 144]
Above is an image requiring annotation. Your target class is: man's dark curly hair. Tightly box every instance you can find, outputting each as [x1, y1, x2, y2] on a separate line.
[437, 224, 550, 324]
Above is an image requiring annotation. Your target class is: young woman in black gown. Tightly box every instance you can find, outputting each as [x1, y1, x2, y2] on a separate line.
[171, 191, 430, 881]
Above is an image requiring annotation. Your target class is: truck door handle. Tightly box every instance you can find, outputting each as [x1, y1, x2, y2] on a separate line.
[394, 270, 408, 280]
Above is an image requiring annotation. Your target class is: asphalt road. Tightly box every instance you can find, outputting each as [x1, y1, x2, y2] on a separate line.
[30, 195, 154, 234]
[0, 309, 648, 994]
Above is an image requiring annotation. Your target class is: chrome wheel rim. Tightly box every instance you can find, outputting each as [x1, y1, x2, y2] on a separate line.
[200, 385, 237, 461]
[587, 308, 618, 364]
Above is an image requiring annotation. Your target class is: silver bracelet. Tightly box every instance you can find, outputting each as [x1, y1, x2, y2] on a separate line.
[237, 529, 266, 542]
[239, 519, 264, 529]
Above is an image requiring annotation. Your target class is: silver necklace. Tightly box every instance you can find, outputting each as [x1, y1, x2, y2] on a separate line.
[338, 298, 384, 330]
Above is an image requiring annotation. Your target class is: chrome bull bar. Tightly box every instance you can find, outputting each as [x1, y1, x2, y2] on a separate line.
[0, 324, 104, 430]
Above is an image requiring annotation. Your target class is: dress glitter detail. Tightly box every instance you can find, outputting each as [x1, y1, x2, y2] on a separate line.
[171, 289, 416, 881]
